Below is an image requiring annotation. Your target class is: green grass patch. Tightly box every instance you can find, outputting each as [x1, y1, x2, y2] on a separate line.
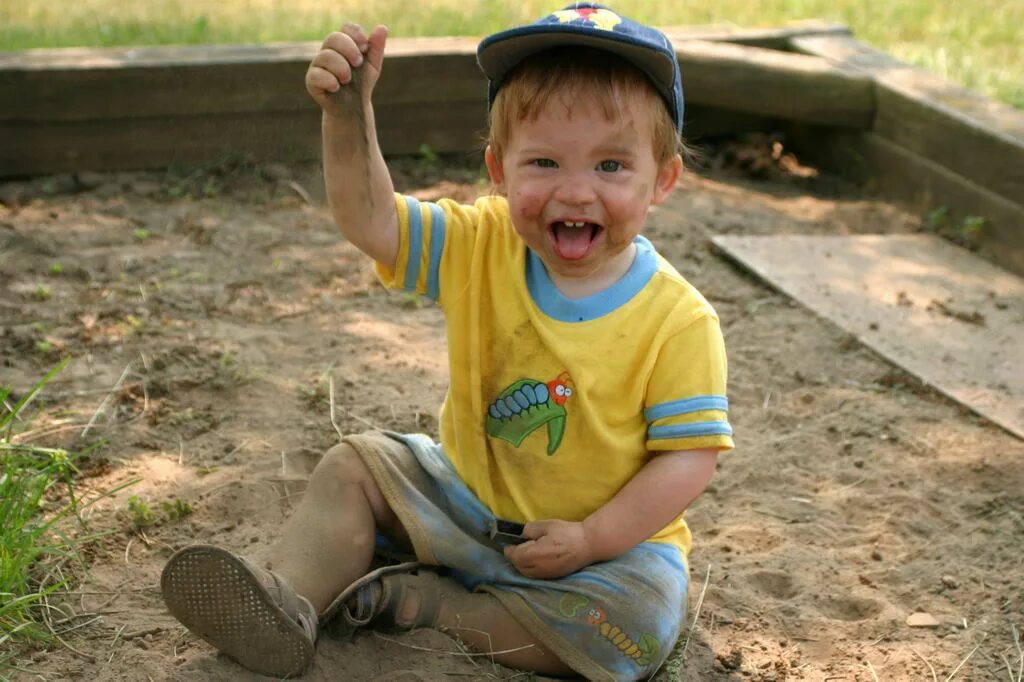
[1, 0, 1021, 108]
[0, 360, 127, 671]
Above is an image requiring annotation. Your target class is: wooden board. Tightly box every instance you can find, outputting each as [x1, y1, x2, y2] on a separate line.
[675, 40, 873, 129]
[0, 26, 876, 178]
[784, 126, 1024, 277]
[711, 234, 1024, 439]
[791, 34, 1024, 209]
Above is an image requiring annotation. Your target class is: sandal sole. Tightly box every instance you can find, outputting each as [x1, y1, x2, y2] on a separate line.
[161, 545, 314, 678]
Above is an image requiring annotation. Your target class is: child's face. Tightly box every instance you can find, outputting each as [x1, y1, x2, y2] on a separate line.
[486, 96, 681, 291]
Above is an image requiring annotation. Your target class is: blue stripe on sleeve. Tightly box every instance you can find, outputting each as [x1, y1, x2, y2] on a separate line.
[648, 420, 733, 440]
[644, 395, 729, 423]
[425, 202, 446, 301]
[403, 196, 423, 291]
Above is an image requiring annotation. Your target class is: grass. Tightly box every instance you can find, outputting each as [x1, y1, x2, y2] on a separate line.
[0, 360, 122, 671]
[0, 0, 1021, 109]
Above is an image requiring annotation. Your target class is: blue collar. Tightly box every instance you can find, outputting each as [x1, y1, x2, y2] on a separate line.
[525, 236, 658, 322]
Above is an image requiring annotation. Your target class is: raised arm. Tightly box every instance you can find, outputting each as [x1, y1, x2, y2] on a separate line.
[305, 23, 399, 270]
[504, 449, 718, 579]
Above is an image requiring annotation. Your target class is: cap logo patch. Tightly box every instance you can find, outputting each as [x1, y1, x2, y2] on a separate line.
[552, 8, 622, 31]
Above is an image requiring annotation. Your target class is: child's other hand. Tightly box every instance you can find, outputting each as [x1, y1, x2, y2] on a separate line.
[503, 519, 594, 579]
[305, 23, 388, 113]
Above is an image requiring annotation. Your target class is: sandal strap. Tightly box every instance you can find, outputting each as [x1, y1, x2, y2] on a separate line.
[322, 561, 422, 625]
[237, 555, 318, 640]
[382, 571, 443, 630]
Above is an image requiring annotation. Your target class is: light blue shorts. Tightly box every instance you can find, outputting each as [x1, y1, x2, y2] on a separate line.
[345, 431, 690, 682]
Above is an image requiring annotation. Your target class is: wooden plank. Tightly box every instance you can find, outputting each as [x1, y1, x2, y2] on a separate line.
[0, 101, 492, 174]
[662, 20, 851, 49]
[0, 101, 764, 177]
[785, 126, 1024, 277]
[684, 106, 777, 139]
[0, 50, 487, 121]
[672, 40, 874, 129]
[791, 33, 1024, 209]
[712, 234, 1024, 440]
[1, 33, 870, 128]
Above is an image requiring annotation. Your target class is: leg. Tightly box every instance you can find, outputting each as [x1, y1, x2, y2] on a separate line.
[161, 441, 410, 677]
[437, 590, 575, 677]
[357, 572, 574, 677]
[266, 442, 410, 613]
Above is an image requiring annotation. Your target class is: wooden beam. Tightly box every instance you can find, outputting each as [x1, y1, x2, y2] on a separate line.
[0, 25, 870, 178]
[673, 40, 874, 129]
[790, 33, 1024, 210]
[786, 125, 1024, 277]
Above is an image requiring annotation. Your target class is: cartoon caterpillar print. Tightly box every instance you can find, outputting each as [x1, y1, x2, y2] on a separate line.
[558, 593, 661, 668]
[485, 372, 573, 455]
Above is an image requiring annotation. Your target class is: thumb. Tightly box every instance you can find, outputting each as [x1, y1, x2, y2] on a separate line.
[365, 25, 388, 73]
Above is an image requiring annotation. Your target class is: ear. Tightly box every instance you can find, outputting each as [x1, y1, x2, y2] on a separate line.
[651, 153, 683, 205]
[484, 145, 506, 194]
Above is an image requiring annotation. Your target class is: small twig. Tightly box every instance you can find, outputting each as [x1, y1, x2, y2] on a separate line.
[56, 614, 103, 635]
[108, 624, 127, 664]
[81, 363, 132, 437]
[682, 563, 712, 658]
[338, 404, 383, 432]
[945, 644, 981, 681]
[912, 647, 938, 682]
[124, 538, 134, 564]
[328, 375, 345, 441]
[1013, 623, 1023, 682]
[52, 630, 97, 662]
[372, 632, 534, 657]
[285, 179, 313, 204]
[864, 660, 880, 682]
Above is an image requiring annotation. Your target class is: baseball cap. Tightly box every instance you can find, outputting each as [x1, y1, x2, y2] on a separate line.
[477, 3, 685, 132]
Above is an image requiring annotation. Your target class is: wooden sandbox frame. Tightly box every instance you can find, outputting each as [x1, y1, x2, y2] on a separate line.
[1, 21, 1022, 275]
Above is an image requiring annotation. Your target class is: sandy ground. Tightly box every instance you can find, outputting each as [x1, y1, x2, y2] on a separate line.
[2, 139, 1023, 681]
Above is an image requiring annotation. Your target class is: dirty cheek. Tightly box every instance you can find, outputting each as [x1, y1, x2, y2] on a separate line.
[513, 188, 545, 221]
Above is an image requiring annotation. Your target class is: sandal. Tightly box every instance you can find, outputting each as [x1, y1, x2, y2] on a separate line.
[322, 562, 445, 637]
[161, 544, 317, 678]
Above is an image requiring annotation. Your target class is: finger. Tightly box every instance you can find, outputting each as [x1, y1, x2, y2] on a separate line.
[338, 22, 369, 48]
[307, 65, 342, 94]
[310, 49, 355, 84]
[364, 25, 388, 72]
[321, 32, 365, 70]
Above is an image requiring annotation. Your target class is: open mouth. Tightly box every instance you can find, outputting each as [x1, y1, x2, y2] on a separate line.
[549, 220, 602, 261]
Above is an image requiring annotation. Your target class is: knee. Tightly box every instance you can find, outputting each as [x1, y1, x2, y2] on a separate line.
[311, 442, 372, 490]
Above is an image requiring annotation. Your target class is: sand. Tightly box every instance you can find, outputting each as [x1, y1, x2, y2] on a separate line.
[2, 140, 1022, 681]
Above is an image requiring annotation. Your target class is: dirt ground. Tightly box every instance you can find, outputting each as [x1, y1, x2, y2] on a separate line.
[2, 138, 1023, 681]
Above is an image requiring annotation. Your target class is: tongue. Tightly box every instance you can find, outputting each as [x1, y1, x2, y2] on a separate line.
[553, 223, 594, 260]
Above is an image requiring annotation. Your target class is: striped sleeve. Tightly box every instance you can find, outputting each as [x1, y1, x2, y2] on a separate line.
[374, 194, 448, 301]
[644, 313, 734, 452]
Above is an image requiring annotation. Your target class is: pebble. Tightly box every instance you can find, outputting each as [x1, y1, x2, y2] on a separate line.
[941, 575, 959, 589]
[906, 612, 940, 628]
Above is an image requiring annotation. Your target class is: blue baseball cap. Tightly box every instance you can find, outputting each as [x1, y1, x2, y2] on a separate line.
[477, 3, 685, 133]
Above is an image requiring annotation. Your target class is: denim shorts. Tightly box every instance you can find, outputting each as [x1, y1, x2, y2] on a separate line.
[344, 431, 690, 682]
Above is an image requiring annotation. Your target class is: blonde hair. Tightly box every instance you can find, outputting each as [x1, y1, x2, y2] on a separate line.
[487, 47, 681, 166]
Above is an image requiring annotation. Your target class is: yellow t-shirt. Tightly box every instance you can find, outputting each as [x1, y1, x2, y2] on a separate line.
[375, 194, 733, 556]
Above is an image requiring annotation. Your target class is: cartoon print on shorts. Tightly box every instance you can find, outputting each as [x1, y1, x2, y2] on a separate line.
[558, 593, 662, 668]
[552, 7, 623, 31]
[485, 372, 573, 455]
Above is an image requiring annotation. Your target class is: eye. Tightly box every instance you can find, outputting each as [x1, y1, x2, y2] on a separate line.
[555, 385, 566, 396]
[564, 388, 573, 397]
[532, 158, 557, 169]
[597, 160, 622, 173]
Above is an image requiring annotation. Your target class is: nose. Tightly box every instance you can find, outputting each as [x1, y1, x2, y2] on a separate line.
[551, 171, 597, 206]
